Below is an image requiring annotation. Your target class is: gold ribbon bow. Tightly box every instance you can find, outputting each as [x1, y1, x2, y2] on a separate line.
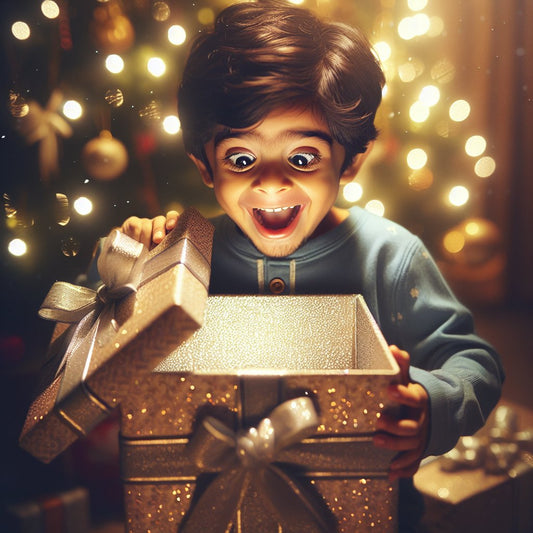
[180, 397, 334, 533]
[39, 229, 148, 378]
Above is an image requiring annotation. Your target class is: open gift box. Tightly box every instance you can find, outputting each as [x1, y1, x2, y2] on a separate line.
[120, 294, 401, 532]
[19, 208, 214, 464]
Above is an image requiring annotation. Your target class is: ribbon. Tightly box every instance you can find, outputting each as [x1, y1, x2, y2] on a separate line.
[39, 229, 147, 381]
[180, 397, 334, 533]
[16, 89, 73, 182]
[440, 405, 533, 475]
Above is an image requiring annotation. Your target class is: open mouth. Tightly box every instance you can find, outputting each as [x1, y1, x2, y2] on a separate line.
[253, 205, 301, 230]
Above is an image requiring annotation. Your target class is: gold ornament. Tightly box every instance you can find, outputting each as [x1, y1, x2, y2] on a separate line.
[82, 130, 128, 180]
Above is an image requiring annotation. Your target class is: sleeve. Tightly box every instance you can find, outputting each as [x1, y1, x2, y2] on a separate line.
[390, 238, 505, 457]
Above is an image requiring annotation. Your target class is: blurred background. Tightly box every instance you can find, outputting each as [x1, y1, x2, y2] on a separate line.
[1, 0, 531, 529]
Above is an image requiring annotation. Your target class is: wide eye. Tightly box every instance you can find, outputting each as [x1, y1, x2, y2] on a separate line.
[225, 152, 256, 171]
[288, 152, 320, 169]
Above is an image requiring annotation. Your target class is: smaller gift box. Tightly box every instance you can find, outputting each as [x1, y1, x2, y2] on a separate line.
[2, 486, 90, 533]
[119, 294, 401, 532]
[19, 208, 214, 464]
[415, 402, 533, 533]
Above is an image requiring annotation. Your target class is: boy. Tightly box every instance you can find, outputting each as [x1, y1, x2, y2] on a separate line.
[120, 1, 504, 528]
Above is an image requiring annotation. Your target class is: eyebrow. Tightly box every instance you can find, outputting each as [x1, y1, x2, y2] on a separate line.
[213, 128, 334, 148]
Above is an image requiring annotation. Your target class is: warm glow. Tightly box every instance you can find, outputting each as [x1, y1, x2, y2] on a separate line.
[398, 62, 417, 83]
[373, 41, 392, 62]
[407, 148, 428, 170]
[365, 200, 385, 217]
[465, 135, 487, 157]
[105, 54, 124, 74]
[63, 100, 83, 120]
[449, 100, 471, 122]
[197, 7, 215, 25]
[428, 16, 445, 37]
[147, 57, 166, 77]
[408, 0, 428, 10]
[448, 186, 469, 206]
[398, 14, 430, 40]
[73, 197, 93, 215]
[475, 156, 496, 178]
[343, 182, 363, 203]
[419, 85, 440, 107]
[12, 21, 31, 40]
[8, 238, 28, 257]
[465, 221, 481, 236]
[408, 168, 434, 191]
[163, 115, 181, 134]
[168, 25, 186, 45]
[288, 0, 305, 4]
[443, 231, 465, 254]
[41, 0, 60, 19]
[410, 101, 430, 123]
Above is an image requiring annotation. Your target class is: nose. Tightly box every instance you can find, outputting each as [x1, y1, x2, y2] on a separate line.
[252, 167, 292, 195]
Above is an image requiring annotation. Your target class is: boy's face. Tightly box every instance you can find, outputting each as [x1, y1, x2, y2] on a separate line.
[191, 107, 353, 257]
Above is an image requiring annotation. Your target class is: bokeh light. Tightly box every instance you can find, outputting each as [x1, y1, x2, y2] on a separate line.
[73, 197, 93, 215]
[408, 168, 434, 191]
[163, 115, 181, 134]
[407, 148, 428, 169]
[105, 54, 124, 74]
[475, 156, 496, 178]
[443, 230, 465, 254]
[12, 21, 31, 40]
[343, 182, 364, 203]
[365, 199, 385, 217]
[409, 101, 430, 123]
[449, 99, 471, 122]
[197, 7, 215, 25]
[147, 57, 166, 77]
[168, 25, 186, 46]
[105, 89, 124, 107]
[407, 0, 428, 10]
[63, 100, 83, 120]
[8, 239, 28, 257]
[448, 185, 470, 206]
[41, 0, 60, 19]
[373, 41, 392, 62]
[419, 85, 440, 107]
[465, 135, 487, 157]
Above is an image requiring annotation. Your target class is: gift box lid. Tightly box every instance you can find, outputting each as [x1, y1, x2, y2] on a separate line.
[19, 208, 214, 463]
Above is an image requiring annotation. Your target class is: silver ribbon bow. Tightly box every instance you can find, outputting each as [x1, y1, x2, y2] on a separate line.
[180, 396, 334, 533]
[39, 229, 148, 377]
[441, 405, 533, 475]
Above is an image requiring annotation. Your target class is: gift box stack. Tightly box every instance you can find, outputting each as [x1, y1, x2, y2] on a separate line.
[415, 402, 533, 533]
[20, 208, 401, 532]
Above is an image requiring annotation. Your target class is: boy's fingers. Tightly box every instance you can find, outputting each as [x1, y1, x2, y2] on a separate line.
[388, 383, 428, 409]
[165, 210, 180, 231]
[376, 414, 420, 437]
[389, 345, 410, 384]
[373, 432, 421, 452]
[152, 215, 168, 244]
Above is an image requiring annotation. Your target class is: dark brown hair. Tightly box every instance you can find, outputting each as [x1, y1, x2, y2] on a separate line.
[178, 0, 385, 170]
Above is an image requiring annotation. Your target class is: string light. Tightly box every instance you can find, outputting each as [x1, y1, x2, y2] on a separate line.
[365, 200, 385, 217]
[449, 99, 471, 122]
[147, 57, 166, 77]
[407, 148, 428, 170]
[343, 182, 363, 203]
[168, 25, 186, 46]
[73, 197, 93, 215]
[8, 238, 28, 257]
[448, 186, 469, 207]
[63, 100, 83, 120]
[105, 54, 124, 74]
[12, 21, 31, 40]
[163, 115, 181, 134]
[474, 156, 496, 178]
[41, 0, 60, 19]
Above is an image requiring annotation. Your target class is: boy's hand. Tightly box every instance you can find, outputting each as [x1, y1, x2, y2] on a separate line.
[373, 345, 429, 481]
[120, 210, 180, 249]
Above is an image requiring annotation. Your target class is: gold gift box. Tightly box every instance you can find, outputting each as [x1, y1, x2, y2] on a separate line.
[120, 294, 401, 532]
[19, 208, 214, 464]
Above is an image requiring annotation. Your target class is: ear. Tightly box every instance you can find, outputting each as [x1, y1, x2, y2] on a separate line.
[339, 141, 374, 185]
[188, 153, 214, 188]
